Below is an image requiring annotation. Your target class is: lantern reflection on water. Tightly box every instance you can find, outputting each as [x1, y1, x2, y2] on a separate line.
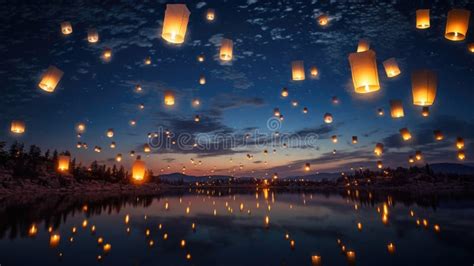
[161, 4, 190, 44]
[456, 137, 464, 149]
[311, 255, 321, 266]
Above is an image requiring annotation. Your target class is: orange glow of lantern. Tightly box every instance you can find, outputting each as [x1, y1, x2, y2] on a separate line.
[374, 143, 384, 156]
[331, 135, 338, 143]
[456, 137, 464, 150]
[377, 161, 383, 169]
[106, 129, 114, 138]
[87, 28, 99, 43]
[60, 21, 72, 35]
[76, 123, 86, 133]
[197, 55, 205, 62]
[383, 58, 401, 78]
[38, 65, 64, 93]
[144, 56, 151, 65]
[415, 150, 422, 161]
[102, 47, 112, 61]
[281, 87, 289, 97]
[164, 90, 175, 106]
[390, 100, 404, 118]
[50, 234, 60, 247]
[304, 163, 311, 172]
[318, 14, 329, 26]
[161, 4, 190, 44]
[357, 39, 370, 52]
[28, 224, 38, 237]
[132, 156, 146, 182]
[387, 243, 396, 254]
[324, 113, 333, 124]
[103, 243, 112, 253]
[348, 50, 380, 93]
[352, 136, 358, 144]
[445, 9, 471, 41]
[206, 9, 215, 21]
[291, 60, 305, 81]
[10, 120, 25, 134]
[412, 70, 437, 106]
[421, 107, 430, 117]
[434, 130, 444, 141]
[116, 153, 122, 162]
[468, 43, 474, 53]
[199, 75, 206, 85]
[144, 144, 151, 153]
[220, 38, 233, 61]
[311, 255, 321, 266]
[58, 155, 70, 171]
[399, 128, 412, 141]
[416, 9, 430, 29]
[310, 66, 319, 78]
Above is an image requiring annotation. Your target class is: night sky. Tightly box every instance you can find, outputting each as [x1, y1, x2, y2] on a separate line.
[0, 0, 473, 177]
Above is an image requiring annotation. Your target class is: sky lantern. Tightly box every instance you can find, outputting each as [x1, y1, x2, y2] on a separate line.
[304, 163, 311, 172]
[50, 234, 60, 248]
[197, 55, 205, 62]
[458, 150, 466, 160]
[390, 100, 404, 118]
[378, 108, 384, 116]
[421, 107, 430, 117]
[382, 58, 401, 78]
[445, 9, 471, 41]
[352, 136, 358, 144]
[132, 156, 146, 182]
[310, 66, 319, 78]
[281, 87, 289, 97]
[456, 137, 464, 149]
[357, 39, 370, 52]
[219, 38, 233, 61]
[434, 130, 444, 141]
[303, 107, 308, 114]
[10, 120, 25, 134]
[416, 9, 430, 29]
[291, 60, 305, 81]
[318, 14, 329, 26]
[116, 153, 122, 162]
[194, 115, 200, 122]
[374, 143, 384, 156]
[311, 255, 321, 266]
[348, 50, 380, 93]
[199, 75, 206, 85]
[412, 70, 437, 106]
[415, 150, 422, 161]
[106, 129, 114, 138]
[164, 90, 175, 106]
[274, 108, 281, 117]
[206, 8, 215, 21]
[144, 56, 151, 65]
[161, 4, 190, 44]
[331, 135, 338, 143]
[87, 28, 99, 43]
[324, 113, 333, 124]
[144, 144, 151, 153]
[387, 243, 396, 254]
[38, 65, 64, 93]
[377, 161, 383, 169]
[57, 155, 70, 172]
[76, 123, 86, 133]
[332, 96, 339, 104]
[110, 142, 116, 149]
[135, 84, 143, 93]
[60, 21, 72, 35]
[102, 47, 112, 61]
[468, 43, 474, 53]
[192, 98, 200, 107]
[399, 128, 412, 141]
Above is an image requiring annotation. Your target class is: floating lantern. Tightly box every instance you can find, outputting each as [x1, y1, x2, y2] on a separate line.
[357, 222, 362, 231]
[58, 155, 70, 171]
[421, 106, 430, 117]
[116, 153, 122, 162]
[318, 14, 328, 26]
[445, 9, 471, 41]
[164, 90, 175, 106]
[412, 70, 437, 106]
[206, 9, 215, 21]
[192, 98, 200, 107]
[291, 60, 305, 81]
[197, 55, 205, 62]
[281, 87, 289, 97]
[10, 120, 25, 134]
[346, 250, 356, 262]
[304, 163, 311, 172]
[161, 4, 190, 44]
[357, 39, 370, 52]
[415, 150, 422, 160]
[139, 103, 145, 110]
[103, 243, 112, 253]
[324, 113, 333, 124]
[399, 128, 412, 141]
[87, 28, 99, 43]
[38, 65, 64, 93]
[378, 108, 384, 116]
[434, 130, 444, 141]
[144, 56, 151, 65]
[60, 21, 73, 35]
[374, 143, 384, 156]
[129, 120, 136, 126]
[311, 255, 321, 266]
[28, 224, 38, 237]
[76, 123, 86, 133]
[416, 9, 430, 29]
[199, 75, 206, 85]
[434, 224, 441, 232]
[387, 243, 396, 254]
[290, 240, 295, 249]
[383, 58, 401, 78]
[220, 38, 233, 61]
[291, 100, 298, 107]
[390, 100, 404, 118]
[94, 146, 102, 153]
[310, 66, 319, 78]
[348, 50, 380, 93]
[135, 84, 143, 93]
[132, 156, 146, 182]
[50, 234, 60, 247]
[144, 144, 151, 153]
[468, 43, 474, 53]
[102, 47, 112, 61]
[377, 161, 383, 169]
[352, 136, 358, 144]
[303, 107, 308, 114]
[331, 135, 338, 143]
[456, 137, 464, 149]
[194, 115, 200, 122]
[106, 129, 114, 138]
[332, 96, 339, 104]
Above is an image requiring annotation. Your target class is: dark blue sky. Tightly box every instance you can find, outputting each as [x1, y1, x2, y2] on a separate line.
[0, 0, 473, 177]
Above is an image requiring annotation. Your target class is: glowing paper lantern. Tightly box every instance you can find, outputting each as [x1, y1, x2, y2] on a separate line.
[456, 137, 464, 149]
[116, 153, 122, 162]
[76, 123, 86, 133]
[102, 48, 112, 61]
[311, 255, 321, 266]
[399, 128, 412, 141]
[445, 9, 471, 41]
[378, 108, 384, 116]
[468, 43, 474, 53]
[87, 29, 99, 43]
[415, 150, 422, 161]
[310, 66, 319, 78]
[132, 156, 146, 182]
[164, 90, 175, 106]
[383, 58, 401, 78]
[291, 60, 305, 81]
[144, 144, 151, 153]
[377, 161, 383, 169]
[144, 56, 151, 65]
[106, 129, 114, 138]
[219, 38, 233, 61]
[58, 155, 70, 171]
[10, 121, 25, 134]
[357, 39, 370, 53]
[206, 9, 215, 21]
[348, 50, 380, 93]
[374, 143, 384, 156]
[197, 55, 205, 62]
[416, 9, 430, 29]
[199, 75, 206, 85]
[194, 115, 200, 122]
[434, 130, 444, 141]
[304, 163, 311, 172]
[324, 113, 333, 124]
[38, 66, 64, 93]
[352, 136, 358, 144]
[60, 22, 73, 35]
[161, 4, 190, 44]
[274, 108, 281, 117]
[50, 234, 60, 247]
[421, 107, 430, 117]
[458, 150, 466, 160]
[412, 70, 437, 106]
[110, 142, 116, 149]
[390, 100, 404, 118]
[281, 88, 289, 97]
[331, 135, 338, 143]
[318, 14, 329, 26]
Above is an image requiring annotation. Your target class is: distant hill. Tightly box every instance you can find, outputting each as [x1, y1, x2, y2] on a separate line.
[429, 163, 474, 175]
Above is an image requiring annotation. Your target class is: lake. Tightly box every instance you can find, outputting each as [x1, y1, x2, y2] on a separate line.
[0, 188, 473, 265]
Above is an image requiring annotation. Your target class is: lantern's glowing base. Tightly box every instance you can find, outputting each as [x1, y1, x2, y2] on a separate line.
[38, 83, 55, 93]
[413, 100, 433, 107]
[220, 55, 232, 61]
[162, 32, 185, 44]
[416, 24, 430, 29]
[354, 84, 380, 94]
[445, 32, 465, 41]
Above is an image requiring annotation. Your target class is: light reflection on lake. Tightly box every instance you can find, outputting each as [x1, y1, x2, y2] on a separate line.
[0, 189, 473, 265]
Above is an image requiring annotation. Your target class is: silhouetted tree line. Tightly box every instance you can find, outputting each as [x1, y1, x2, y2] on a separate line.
[0, 141, 128, 183]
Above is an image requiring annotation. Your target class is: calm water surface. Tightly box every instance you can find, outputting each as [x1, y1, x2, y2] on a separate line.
[1, 189, 473, 266]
